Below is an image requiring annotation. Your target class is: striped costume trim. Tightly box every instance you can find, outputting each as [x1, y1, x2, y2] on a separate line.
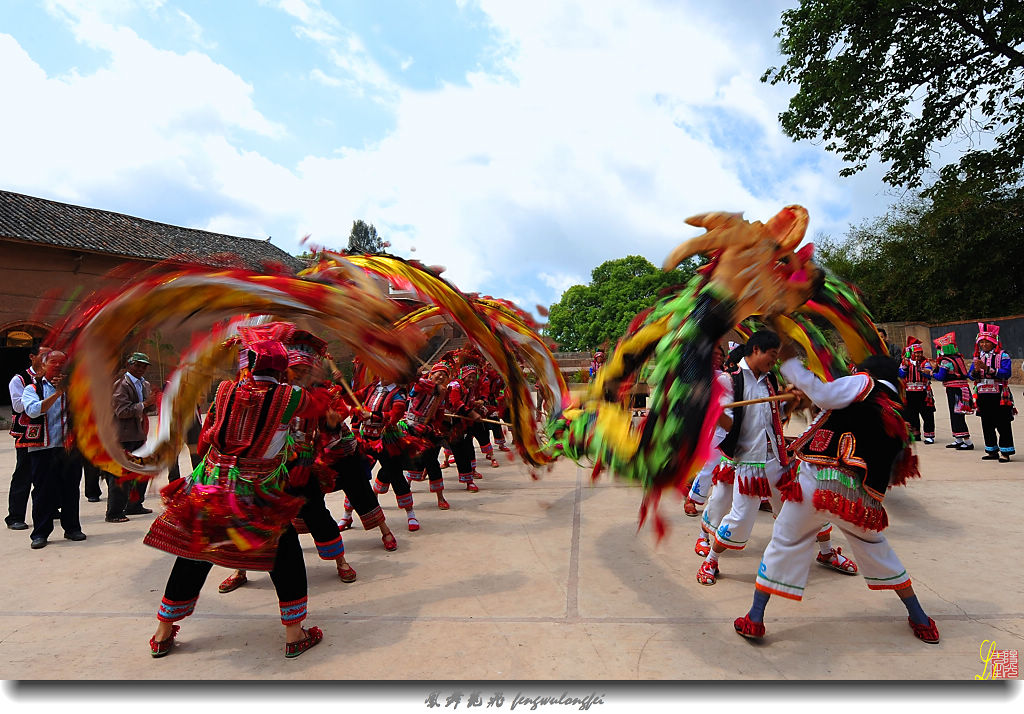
[754, 582, 803, 601]
[406, 469, 427, 482]
[359, 505, 386, 530]
[279, 597, 308, 625]
[481, 444, 494, 458]
[458, 471, 475, 484]
[372, 477, 390, 494]
[429, 479, 444, 493]
[713, 524, 747, 550]
[314, 535, 345, 561]
[864, 571, 911, 591]
[396, 492, 414, 510]
[157, 596, 198, 623]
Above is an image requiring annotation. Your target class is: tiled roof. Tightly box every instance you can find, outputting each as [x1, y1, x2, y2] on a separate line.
[0, 189, 304, 271]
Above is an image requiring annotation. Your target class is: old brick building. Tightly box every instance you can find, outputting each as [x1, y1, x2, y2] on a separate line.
[0, 189, 304, 406]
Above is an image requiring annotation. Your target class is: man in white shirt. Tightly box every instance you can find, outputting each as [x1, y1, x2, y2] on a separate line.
[7, 345, 49, 530]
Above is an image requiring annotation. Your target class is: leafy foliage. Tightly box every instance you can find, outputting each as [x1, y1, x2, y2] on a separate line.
[545, 255, 698, 351]
[816, 175, 1024, 322]
[763, 0, 1024, 190]
[347, 220, 385, 254]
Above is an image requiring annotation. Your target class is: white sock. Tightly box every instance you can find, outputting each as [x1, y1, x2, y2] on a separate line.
[704, 551, 719, 565]
[963, 439, 973, 446]
[697, 528, 708, 541]
[406, 509, 417, 521]
[818, 541, 832, 556]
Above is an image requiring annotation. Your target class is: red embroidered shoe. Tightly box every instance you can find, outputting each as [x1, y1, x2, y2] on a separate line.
[696, 560, 719, 585]
[466, 481, 479, 493]
[336, 561, 357, 583]
[218, 571, 247, 593]
[150, 624, 180, 658]
[437, 498, 450, 510]
[407, 516, 420, 532]
[734, 615, 766, 640]
[489, 457, 499, 468]
[816, 547, 858, 574]
[337, 516, 353, 531]
[285, 626, 323, 658]
[908, 616, 940, 644]
[694, 537, 711, 557]
[382, 532, 398, 551]
[684, 498, 700, 517]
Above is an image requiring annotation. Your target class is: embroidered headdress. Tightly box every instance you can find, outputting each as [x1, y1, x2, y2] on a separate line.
[933, 332, 959, 356]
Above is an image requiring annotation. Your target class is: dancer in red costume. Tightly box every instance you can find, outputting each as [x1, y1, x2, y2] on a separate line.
[145, 340, 328, 658]
[405, 358, 455, 509]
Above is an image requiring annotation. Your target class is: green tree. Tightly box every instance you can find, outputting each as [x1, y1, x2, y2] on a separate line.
[347, 219, 385, 254]
[545, 255, 698, 351]
[817, 175, 1024, 322]
[763, 0, 1024, 190]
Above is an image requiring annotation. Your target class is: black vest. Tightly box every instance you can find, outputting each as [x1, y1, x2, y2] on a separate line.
[717, 369, 779, 460]
[791, 386, 904, 501]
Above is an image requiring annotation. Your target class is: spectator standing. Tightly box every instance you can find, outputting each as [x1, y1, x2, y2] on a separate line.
[105, 352, 156, 522]
[20, 350, 86, 549]
[6, 345, 50, 530]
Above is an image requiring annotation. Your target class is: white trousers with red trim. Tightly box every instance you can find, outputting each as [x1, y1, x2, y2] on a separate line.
[688, 448, 721, 505]
[754, 464, 911, 600]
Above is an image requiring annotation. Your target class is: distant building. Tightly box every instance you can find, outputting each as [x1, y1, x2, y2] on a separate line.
[0, 189, 304, 405]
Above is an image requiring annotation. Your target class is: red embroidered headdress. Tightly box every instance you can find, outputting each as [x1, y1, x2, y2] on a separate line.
[285, 329, 328, 367]
[975, 323, 1001, 356]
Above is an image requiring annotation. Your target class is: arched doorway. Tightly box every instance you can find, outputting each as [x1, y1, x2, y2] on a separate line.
[1, 321, 51, 409]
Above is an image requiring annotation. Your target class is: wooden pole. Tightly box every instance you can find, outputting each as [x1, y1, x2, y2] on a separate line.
[444, 412, 512, 428]
[326, 358, 366, 412]
[720, 393, 796, 409]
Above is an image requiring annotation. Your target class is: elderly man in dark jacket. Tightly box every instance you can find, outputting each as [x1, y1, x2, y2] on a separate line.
[105, 352, 156, 522]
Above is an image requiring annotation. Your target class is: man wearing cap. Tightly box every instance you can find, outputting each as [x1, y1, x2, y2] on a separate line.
[105, 352, 156, 522]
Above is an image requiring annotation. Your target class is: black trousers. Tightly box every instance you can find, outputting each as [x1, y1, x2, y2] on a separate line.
[6, 446, 32, 525]
[472, 421, 491, 449]
[162, 526, 307, 609]
[976, 393, 1015, 453]
[334, 454, 382, 516]
[29, 447, 82, 540]
[83, 460, 104, 500]
[375, 452, 412, 498]
[293, 477, 342, 547]
[104, 439, 147, 518]
[945, 388, 971, 438]
[904, 391, 935, 438]
[451, 433, 476, 476]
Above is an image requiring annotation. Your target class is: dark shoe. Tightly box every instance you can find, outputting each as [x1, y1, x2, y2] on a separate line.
[999, 452, 1011, 463]
[64, 531, 87, 541]
[105, 516, 130, 523]
[285, 626, 323, 658]
[956, 443, 975, 451]
[86, 497, 102, 503]
[982, 452, 999, 460]
[125, 506, 153, 515]
[30, 537, 48, 549]
[7, 521, 28, 531]
[944, 442, 960, 449]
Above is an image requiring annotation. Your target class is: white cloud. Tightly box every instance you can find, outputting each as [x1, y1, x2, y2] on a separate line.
[2, 0, 902, 316]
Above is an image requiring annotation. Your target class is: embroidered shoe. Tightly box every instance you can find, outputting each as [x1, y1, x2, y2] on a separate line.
[466, 481, 479, 493]
[683, 498, 700, 517]
[696, 560, 719, 585]
[908, 616, 940, 644]
[694, 537, 711, 557]
[337, 516, 353, 531]
[407, 516, 420, 532]
[150, 625, 180, 658]
[816, 547, 858, 574]
[285, 626, 323, 658]
[336, 561, 357, 583]
[734, 615, 765, 640]
[382, 532, 398, 551]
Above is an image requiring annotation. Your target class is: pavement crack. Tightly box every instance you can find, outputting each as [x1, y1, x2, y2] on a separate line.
[916, 580, 1024, 641]
[636, 629, 659, 678]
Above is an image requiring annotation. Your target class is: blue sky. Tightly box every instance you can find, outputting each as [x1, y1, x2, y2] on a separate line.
[0, 0, 900, 315]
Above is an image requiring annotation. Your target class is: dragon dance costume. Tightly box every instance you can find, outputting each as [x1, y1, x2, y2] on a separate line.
[899, 337, 936, 443]
[932, 332, 975, 449]
[969, 323, 1015, 461]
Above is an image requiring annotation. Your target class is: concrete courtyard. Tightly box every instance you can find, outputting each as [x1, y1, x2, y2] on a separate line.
[1, 397, 1022, 687]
